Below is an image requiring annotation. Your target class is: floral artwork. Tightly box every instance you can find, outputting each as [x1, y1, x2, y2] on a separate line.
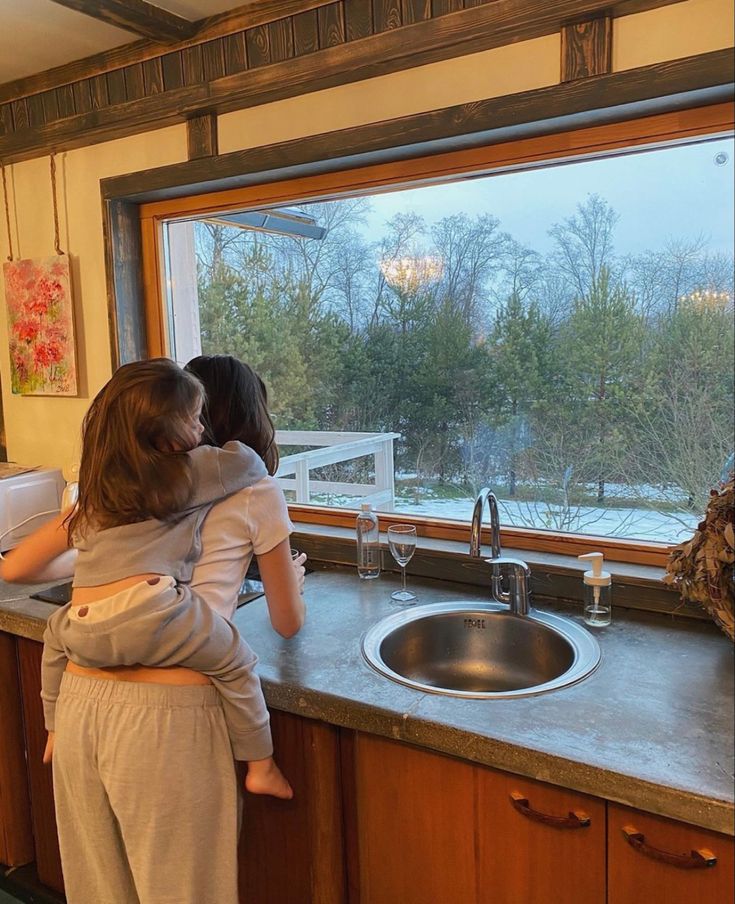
[3, 255, 77, 395]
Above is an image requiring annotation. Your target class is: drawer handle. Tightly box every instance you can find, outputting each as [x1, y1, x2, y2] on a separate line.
[510, 791, 591, 829]
[622, 825, 717, 869]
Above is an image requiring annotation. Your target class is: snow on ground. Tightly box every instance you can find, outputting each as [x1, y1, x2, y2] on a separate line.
[304, 489, 698, 543]
[391, 496, 698, 543]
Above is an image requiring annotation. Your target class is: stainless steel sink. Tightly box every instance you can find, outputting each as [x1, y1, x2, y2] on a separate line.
[362, 602, 601, 698]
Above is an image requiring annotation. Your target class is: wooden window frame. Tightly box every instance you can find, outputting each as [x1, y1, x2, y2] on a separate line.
[139, 102, 734, 568]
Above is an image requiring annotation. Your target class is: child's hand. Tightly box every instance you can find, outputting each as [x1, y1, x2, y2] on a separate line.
[42, 731, 55, 764]
[292, 552, 307, 594]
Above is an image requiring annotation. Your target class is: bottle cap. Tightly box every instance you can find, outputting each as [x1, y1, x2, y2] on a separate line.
[578, 552, 611, 586]
[361, 503, 372, 512]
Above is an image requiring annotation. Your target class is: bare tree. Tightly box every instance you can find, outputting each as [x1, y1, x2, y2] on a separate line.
[627, 236, 734, 321]
[549, 194, 620, 301]
[195, 222, 245, 282]
[431, 213, 509, 330]
[495, 240, 544, 303]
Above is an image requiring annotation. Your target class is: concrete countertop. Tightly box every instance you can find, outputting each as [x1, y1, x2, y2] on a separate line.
[2, 566, 733, 835]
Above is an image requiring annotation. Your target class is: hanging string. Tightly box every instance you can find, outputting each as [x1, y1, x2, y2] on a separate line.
[1, 161, 14, 261]
[50, 153, 63, 255]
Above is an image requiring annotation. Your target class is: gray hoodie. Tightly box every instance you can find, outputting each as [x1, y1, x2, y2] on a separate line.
[42, 442, 274, 761]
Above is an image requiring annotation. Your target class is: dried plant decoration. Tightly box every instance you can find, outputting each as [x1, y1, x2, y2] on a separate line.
[663, 476, 734, 641]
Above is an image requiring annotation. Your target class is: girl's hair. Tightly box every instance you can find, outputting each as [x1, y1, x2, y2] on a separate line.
[67, 358, 205, 537]
[185, 355, 279, 475]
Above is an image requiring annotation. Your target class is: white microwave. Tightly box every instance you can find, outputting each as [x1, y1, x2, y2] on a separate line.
[0, 468, 65, 552]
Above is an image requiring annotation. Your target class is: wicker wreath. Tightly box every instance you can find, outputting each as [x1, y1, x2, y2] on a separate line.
[663, 477, 734, 641]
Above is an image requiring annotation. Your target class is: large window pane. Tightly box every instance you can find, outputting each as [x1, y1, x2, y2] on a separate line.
[163, 137, 735, 544]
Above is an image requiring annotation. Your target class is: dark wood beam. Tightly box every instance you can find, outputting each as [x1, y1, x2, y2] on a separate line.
[0, 0, 701, 163]
[101, 51, 733, 203]
[1, 0, 688, 105]
[187, 112, 219, 159]
[49, 0, 199, 43]
[103, 199, 149, 366]
[561, 18, 613, 82]
[0, 1, 333, 104]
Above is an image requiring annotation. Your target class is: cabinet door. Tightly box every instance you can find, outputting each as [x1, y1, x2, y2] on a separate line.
[346, 732, 477, 904]
[476, 767, 606, 904]
[16, 637, 65, 893]
[238, 709, 345, 904]
[608, 803, 734, 904]
[0, 632, 34, 867]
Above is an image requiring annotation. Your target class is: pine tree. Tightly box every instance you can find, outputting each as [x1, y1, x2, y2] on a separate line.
[554, 266, 643, 504]
[490, 292, 552, 496]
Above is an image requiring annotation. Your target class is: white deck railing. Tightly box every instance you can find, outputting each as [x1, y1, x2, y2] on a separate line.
[275, 430, 400, 510]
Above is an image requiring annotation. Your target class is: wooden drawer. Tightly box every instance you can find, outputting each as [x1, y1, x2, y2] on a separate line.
[476, 767, 606, 904]
[608, 802, 734, 904]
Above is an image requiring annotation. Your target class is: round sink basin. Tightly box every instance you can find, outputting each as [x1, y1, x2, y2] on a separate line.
[361, 601, 601, 698]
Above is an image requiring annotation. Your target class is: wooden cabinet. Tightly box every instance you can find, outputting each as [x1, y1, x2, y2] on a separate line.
[238, 710, 345, 904]
[344, 731, 477, 904]
[345, 734, 734, 904]
[608, 802, 735, 904]
[3, 636, 733, 904]
[0, 632, 34, 868]
[344, 731, 606, 904]
[476, 764, 606, 904]
[16, 636, 65, 893]
[344, 735, 733, 904]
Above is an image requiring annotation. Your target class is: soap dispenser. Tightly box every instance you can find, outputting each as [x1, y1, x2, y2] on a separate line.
[578, 552, 611, 627]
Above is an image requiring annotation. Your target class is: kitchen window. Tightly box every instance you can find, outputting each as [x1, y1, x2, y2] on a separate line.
[140, 106, 734, 567]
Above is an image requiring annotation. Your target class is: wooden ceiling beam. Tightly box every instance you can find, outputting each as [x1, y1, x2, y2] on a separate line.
[100, 53, 734, 202]
[48, 0, 199, 43]
[1, 0, 684, 105]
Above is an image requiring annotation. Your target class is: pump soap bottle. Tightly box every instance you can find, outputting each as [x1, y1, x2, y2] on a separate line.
[578, 552, 612, 627]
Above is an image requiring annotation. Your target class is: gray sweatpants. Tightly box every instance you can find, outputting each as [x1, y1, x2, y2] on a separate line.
[52, 672, 239, 904]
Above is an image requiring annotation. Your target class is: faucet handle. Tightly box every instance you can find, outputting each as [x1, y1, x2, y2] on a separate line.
[484, 556, 530, 576]
[484, 556, 531, 616]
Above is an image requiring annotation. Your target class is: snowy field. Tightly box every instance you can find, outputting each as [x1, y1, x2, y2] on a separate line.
[299, 487, 700, 544]
[391, 496, 698, 544]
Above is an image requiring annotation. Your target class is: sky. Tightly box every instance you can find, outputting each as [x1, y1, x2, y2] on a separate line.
[356, 136, 735, 258]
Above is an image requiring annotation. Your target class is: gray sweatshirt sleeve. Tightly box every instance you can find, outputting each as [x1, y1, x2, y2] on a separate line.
[52, 587, 272, 761]
[41, 606, 71, 731]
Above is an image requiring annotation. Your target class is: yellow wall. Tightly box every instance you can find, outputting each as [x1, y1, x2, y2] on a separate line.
[0, 127, 188, 474]
[217, 0, 734, 152]
[0, 0, 732, 473]
[615, 0, 734, 70]
[217, 35, 560, 152]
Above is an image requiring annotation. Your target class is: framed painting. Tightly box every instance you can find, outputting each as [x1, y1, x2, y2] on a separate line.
[3, 255, 78, 396]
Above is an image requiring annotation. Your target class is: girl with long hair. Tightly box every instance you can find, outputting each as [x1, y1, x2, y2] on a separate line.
[184, 355, 298, 621]
[1, 357, 304, 904]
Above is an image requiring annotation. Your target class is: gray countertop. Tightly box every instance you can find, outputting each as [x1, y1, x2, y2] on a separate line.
[2, 566, 733, 835]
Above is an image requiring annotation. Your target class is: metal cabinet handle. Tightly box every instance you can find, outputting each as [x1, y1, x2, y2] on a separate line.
[510, 791, 591, 829]
[622, 825, 717, 869]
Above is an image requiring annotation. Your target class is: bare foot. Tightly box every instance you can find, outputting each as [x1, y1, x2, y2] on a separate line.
[245, 757, 294, 800]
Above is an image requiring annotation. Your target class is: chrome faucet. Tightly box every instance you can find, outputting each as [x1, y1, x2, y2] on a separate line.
[469, 487, 531, 616]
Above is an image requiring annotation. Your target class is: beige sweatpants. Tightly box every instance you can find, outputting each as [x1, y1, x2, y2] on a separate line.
[52, 672, 239, 904]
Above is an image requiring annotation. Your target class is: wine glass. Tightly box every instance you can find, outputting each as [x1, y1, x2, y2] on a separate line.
[387, 524, 417, 605]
